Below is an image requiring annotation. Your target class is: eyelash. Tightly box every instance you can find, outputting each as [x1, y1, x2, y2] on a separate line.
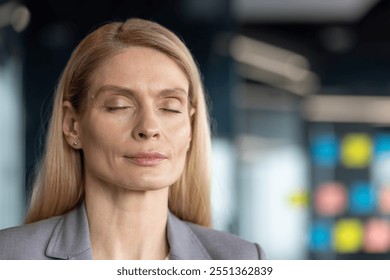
[161, 108, 182, 114]
[105, 107, 182, 114]
[105, 106, 129, 112]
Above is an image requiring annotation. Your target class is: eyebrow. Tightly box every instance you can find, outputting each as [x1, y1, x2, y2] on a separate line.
[93, 85, 188, 99]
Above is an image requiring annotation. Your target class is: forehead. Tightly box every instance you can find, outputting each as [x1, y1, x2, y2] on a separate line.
[90, 47, 189, 94]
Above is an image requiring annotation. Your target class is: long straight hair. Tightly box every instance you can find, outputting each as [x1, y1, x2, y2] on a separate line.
[25, 18, 212, 227]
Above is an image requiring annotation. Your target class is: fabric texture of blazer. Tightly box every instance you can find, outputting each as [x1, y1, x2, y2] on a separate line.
[0, 203, 265, 260]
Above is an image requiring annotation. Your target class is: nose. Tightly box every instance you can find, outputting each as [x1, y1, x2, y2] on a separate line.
[132, 108, 161, 141]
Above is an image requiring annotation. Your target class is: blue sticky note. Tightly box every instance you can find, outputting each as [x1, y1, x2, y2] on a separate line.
[374, 134, 390, 158]
[310, 221, 332, 251]
[349, 182, 376, 214]
[311, 134, 338, 167]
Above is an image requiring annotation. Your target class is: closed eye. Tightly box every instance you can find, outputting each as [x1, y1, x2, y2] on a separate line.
[105, 106, 132, 112]
[161, 108, 182, 114]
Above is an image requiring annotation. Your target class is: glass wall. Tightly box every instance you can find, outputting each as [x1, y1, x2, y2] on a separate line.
[0, 32, 25, 229]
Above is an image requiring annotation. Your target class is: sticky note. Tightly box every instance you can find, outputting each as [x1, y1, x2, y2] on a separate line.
[310, 134, 338, 167]
[349, 182, 376, 214]
[314, 182, 347, 216]
[333, 219, 363, 253]
[310, 221, 332, 252]
[288, 190, 309, 208]
[363, 218, 390, 253]
[341, 133, 372, 168]
[378, 188, 390, 214]
[374, 134, 390, 158]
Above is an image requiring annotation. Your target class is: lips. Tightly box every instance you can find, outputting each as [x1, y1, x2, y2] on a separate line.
[125, 152, 167, 166]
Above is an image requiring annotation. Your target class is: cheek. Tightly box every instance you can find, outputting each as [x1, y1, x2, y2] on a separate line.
[168, 119, 191, 144]
[79, 119, 122, 157]
[170, 124, 192, 160]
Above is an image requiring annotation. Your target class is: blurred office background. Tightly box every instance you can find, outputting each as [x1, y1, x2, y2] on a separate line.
[1, 0, 390, 259]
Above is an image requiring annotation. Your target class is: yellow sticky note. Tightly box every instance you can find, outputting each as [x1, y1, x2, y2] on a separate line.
[288, 190, 309, 208]
[333, 219, 363, 253]
[341, 133, 372, 168]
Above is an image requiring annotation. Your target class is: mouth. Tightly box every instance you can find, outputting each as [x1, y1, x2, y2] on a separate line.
[124, 152, 167, 166]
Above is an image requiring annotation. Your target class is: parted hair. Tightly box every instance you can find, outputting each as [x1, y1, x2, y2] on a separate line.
[25, 18, 212, 227]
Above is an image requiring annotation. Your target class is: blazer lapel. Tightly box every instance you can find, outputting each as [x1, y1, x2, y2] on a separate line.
[167, 212, 211, 260]
[45, 204, 93, 260]
[44, 205, 210, 260]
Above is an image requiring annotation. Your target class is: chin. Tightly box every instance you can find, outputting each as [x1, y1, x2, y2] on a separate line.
[121, 180, 172, 192]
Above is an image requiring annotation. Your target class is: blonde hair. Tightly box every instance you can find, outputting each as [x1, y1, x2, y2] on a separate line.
[25, 18, 212, 227]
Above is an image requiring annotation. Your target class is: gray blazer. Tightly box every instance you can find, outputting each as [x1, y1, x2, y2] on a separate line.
[0, 204, 265, 260]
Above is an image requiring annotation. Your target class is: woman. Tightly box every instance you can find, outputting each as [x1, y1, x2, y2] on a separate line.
[0, 18, 265, 260]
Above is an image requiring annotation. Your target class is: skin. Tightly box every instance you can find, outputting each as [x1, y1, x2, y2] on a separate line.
[62, 47, 193, 259]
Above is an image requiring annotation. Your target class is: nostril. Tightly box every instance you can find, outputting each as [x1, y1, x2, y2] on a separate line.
[136, 129, 160, 140]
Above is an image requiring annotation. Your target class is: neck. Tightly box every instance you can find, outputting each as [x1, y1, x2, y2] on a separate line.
[85, 181, 169, 260]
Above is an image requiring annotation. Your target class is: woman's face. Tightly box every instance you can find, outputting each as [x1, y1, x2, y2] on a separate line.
[76, 47, 192, 192]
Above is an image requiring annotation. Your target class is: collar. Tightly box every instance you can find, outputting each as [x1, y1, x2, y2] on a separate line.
[45, 203, 211, 260]
[167, 212, 211, 260]
[45, 203, 92, 259]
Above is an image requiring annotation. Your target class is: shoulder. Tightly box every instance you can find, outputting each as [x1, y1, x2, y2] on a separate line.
[0, 216, 62, 259]
[185, 221, 266, 260]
